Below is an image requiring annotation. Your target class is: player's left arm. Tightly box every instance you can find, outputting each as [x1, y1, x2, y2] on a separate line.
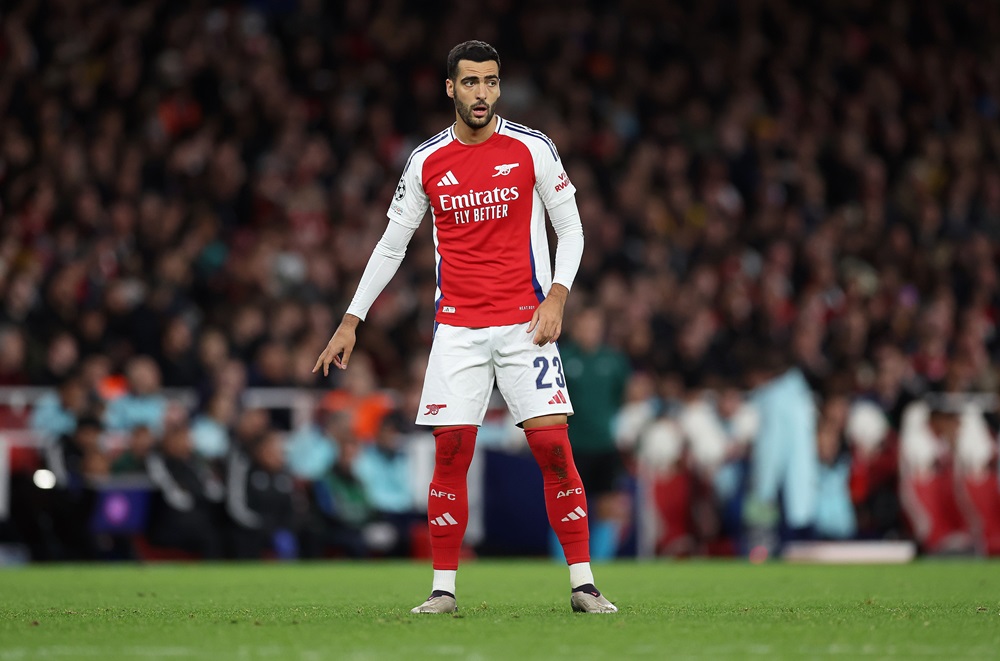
[527, 195, 584, 345]
[525, 134, 582, 346]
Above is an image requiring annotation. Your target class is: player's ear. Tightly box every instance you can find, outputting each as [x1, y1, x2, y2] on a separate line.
[445, 78, 454, 99]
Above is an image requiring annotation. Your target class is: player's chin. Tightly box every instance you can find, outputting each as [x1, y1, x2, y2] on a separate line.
[465, 107, 492, 126]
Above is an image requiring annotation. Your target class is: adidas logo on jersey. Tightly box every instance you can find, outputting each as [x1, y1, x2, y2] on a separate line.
[436, 171, 460, 187]
[548, 390, 567, 405]
[431, 512, 460, 526]
[561, 506, 587, 522]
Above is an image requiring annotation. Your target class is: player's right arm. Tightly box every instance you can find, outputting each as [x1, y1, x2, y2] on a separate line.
[313, 312, 359, 375]
[313, 159, 429, 375]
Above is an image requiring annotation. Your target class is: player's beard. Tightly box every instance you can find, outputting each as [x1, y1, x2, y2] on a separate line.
[455, 97, 496, 130]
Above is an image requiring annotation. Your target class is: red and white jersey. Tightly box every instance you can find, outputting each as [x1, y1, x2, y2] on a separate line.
[388, 117, 576, 328]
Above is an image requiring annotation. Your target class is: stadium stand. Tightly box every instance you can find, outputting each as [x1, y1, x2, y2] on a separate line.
[1, 0, 999, 561]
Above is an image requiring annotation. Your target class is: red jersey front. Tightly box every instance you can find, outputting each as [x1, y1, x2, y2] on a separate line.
[387, 117, 576, 328]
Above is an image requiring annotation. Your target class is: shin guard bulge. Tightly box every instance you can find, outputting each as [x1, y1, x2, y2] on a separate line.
[427, 425, 476, 570]
[525, 424, 590, 564]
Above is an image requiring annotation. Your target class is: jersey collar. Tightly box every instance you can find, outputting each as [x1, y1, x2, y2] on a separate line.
[451, 116, 504, 146]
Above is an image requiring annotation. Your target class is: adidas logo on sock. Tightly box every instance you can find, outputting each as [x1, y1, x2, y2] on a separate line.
[548, 390, 567, 405]
[430, 512, 460, 526]
[436, 171, 459, 187]
[561, 506, 587, 522]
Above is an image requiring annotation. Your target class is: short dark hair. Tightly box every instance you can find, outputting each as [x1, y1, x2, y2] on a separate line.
[447, 40, 500, 80]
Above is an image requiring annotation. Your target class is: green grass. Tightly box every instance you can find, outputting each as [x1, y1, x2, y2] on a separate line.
[0, 560, 998, 660]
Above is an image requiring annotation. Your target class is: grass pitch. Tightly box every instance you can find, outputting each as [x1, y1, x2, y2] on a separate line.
[0, 560, 998, 660]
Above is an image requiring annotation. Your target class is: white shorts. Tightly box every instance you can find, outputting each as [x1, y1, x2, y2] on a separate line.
[416, 322, 574, 427]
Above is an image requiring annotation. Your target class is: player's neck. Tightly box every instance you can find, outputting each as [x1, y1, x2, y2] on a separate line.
[453, 115, 498, 145]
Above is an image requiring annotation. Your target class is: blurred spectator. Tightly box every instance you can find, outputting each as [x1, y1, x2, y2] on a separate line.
[145, 414, 225, 558]
[231, 407, 271, 453]
[30, 371, 89, 440]
[711, 383, 758, 543]
[681, 379, 758, 553]
[561, 306, 631, 560]
[0, 327, 29, 385]
[898, 402, 974, 554]
[190, 393, 237, 462]
[41, 415, 109, 560]
[103, 356, 168, 435]
[844, 400, 900, 540]
[284, 409, 341, 481]
[952, 404, 1000, 555]
[743, 346, 819, 555]
[195, 329, 233, 397]
[158, 317, 200, 388]
[110, 425, 156, 474]
[636, 416, 692, 556]
[305, 430, 376, 559]
[353, 412, 422, 557]
[813, 392, 858, 540]
[319, 352, 396, 442]
[225, 430, 299, 559]
[35, 331, 80, 385]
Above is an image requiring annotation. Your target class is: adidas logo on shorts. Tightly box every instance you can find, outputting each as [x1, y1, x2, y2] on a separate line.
[548, 390, 567, 405]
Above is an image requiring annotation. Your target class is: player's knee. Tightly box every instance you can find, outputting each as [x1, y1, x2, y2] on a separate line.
[432, 425, 476, 472]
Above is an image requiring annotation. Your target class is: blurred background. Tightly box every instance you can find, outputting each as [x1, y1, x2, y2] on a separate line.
[1, 0, 999, 564]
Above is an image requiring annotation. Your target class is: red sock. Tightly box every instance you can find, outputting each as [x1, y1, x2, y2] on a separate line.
[525, 424, 590, 565]
[427, 425, 476, 570]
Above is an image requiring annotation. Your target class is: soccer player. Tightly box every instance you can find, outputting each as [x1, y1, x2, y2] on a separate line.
[313, 40, 616, 614]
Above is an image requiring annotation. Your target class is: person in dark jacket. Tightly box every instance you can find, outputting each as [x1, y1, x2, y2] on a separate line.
[225, 430, 298, 559]
[42, 414, 108, 560]
[145, 415, 225, 558]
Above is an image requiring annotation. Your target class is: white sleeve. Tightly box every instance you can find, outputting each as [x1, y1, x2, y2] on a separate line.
[532, 136, 576, 210]
[345, 219, 418, 320]
[387, 153, 429, 228]
[548, 196, 584, 292]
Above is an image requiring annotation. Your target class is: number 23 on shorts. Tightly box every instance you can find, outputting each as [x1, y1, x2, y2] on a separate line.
[533, 356, 565, 389]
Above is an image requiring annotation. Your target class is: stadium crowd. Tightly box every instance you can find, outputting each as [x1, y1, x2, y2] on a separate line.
[1, 0, 1000, 561]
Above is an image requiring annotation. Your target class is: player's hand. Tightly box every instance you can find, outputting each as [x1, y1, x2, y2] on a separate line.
[527, 284, 568, 346]
[312, 316, 360, 375]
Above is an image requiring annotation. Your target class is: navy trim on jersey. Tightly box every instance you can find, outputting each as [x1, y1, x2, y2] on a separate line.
[504, 119, 552, 144]
[402, 128, 453, 173]
[434, 225, 444, 329]
[416, 127, 452, 152]
[504, 121, 558, 161]
[512, 123, 556, 151]
[528, 241, 545, 305]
